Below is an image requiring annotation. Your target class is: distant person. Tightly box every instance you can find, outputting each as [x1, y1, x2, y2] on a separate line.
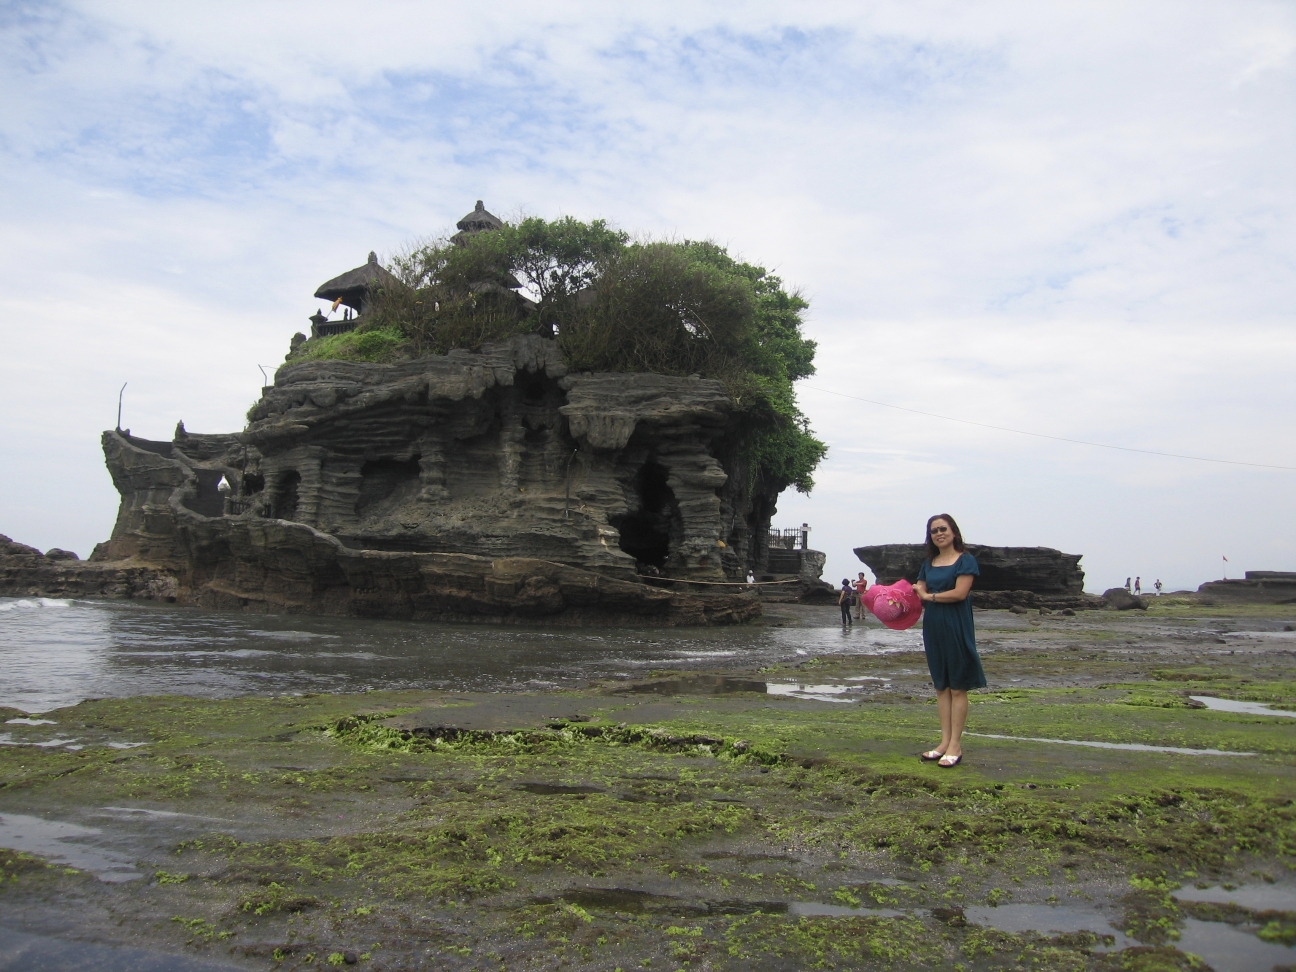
[838, 579, 854, 626]
[1155, 579, 1163, 595]
[914, 514, 985, 769]
[1125, 577, 1132, 593]
[1134, 577, 1141, 595]
[853, 572, 869, 620]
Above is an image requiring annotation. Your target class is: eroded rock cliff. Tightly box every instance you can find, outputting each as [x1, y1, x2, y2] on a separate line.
[10, 336, 803, 624]
[854, 542, 1099, 609]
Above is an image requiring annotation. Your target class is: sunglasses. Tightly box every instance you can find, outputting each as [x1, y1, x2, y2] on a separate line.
[929, 526, 951, 535]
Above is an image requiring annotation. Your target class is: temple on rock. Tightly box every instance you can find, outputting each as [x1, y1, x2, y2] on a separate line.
[309, 201, 512, 339]
[3, 200, 834, 624]
[309, 251, 401, 338]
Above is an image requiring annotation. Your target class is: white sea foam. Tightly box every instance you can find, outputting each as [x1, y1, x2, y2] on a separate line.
[0, 598, 72, 612]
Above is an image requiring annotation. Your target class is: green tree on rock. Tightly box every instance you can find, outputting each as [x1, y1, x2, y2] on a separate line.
[295, 215, 826, 494]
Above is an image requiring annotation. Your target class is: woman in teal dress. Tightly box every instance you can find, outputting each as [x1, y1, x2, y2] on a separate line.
[914, 513, 985, 767]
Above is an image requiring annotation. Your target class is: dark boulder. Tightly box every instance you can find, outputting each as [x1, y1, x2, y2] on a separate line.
[1102, 588, 1146, 610]
[0, 535, 43, 558]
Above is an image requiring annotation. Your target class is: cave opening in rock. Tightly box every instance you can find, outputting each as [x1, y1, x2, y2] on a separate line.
[612, 460, 677, 569]
[272, 471, 301, 520]
[357, 457, 421, 515]
[184, 469, 227, 518]
[520, 371, 549, 403]
[242, 473, 265, 495]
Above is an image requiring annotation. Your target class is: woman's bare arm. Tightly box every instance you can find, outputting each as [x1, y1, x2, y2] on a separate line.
[920, 575, 974, 604]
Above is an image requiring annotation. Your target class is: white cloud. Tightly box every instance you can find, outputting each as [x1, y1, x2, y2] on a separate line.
[0, 1, 1291, 594]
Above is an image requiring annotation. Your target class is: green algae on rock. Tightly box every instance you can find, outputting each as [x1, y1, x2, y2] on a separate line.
[1, 606, 1294, 970]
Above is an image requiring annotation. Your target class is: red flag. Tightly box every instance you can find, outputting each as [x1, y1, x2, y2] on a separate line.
[1222, 555, 1228, 562]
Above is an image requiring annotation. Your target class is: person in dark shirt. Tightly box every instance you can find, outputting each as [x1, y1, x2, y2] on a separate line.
[838, 579, 854, 626]
[913, 514, 985, 768]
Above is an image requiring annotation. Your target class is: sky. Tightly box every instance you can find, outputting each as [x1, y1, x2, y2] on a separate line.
[1, 1, 1292, 594]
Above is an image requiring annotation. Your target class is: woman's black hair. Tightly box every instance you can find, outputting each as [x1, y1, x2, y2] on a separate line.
[924, 513, 966, 560]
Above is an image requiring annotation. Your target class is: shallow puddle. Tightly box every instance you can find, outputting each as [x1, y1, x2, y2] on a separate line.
[0, 925, 244, 972]
[0, 734, 79, 748]
[0, 813, 140, 882]
[1175, 882, 1296, 911]
[968, 733, 1255, 756]
[625, 675, 871, 703]
[95, 806, 238, 824]
[764, 683, 855, 703]
[962, 904, 1135, 948]
[786, 901, 908, 918]
[1177, 916, 1295, 972]
[624, 676, 768, 696]
[1190, 695, 1296, 718]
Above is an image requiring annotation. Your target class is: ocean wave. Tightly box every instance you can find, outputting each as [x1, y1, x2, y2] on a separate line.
[0, 598, 73, 612]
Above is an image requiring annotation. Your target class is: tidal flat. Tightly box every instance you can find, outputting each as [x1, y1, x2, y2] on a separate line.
[1, 601, 1294, 972]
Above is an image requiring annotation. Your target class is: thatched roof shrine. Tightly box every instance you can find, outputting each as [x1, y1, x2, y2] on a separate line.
[313, 251, 401, 315]
[451, 200, 504, 246]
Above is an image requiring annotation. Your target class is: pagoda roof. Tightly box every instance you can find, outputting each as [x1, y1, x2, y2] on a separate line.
[314, 252, 401, 301]
[456, 200, 504, 234]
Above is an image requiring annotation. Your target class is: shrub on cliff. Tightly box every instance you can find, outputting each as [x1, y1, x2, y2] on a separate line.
[302, 217, 825, 493]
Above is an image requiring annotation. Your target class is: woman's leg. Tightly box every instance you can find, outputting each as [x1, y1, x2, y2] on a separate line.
[936, 688, 953, 750]
[945, 690, 969, 757]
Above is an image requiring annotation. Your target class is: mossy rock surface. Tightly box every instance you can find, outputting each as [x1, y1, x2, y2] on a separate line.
[1, 604, 1293, 970]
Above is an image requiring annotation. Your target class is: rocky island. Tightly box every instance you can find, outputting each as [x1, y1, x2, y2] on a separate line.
[854, 542, 1101, 610]
[1, 203, 832, 624]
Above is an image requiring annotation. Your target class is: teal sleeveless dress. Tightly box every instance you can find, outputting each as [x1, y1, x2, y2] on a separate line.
[917, 553, 986, 691]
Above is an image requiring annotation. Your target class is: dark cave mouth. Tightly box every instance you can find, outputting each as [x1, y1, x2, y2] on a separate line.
[612, 460, 677, 569]
[357, 457, 421, 514]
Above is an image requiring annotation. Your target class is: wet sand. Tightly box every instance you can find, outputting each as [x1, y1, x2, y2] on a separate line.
[1, 600, 1293, 971]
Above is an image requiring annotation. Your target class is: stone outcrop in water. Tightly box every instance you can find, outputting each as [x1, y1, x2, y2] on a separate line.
[1197, 572, 1296, 605]
[853, 542, 1100, 609]
[0, 336, 834, 624]
[0, 534, 176, 601]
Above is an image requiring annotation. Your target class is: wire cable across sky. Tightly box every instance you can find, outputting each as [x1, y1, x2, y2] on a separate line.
[805, 385, 1296, 472]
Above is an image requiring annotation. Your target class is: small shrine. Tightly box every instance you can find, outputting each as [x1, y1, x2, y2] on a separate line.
[308, 251, 401, 338]
[451, 199, 504, 244]
[308, 202, 509, 338]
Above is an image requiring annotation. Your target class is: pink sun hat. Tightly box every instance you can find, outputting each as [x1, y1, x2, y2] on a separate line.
[860, 579, 923, 630]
